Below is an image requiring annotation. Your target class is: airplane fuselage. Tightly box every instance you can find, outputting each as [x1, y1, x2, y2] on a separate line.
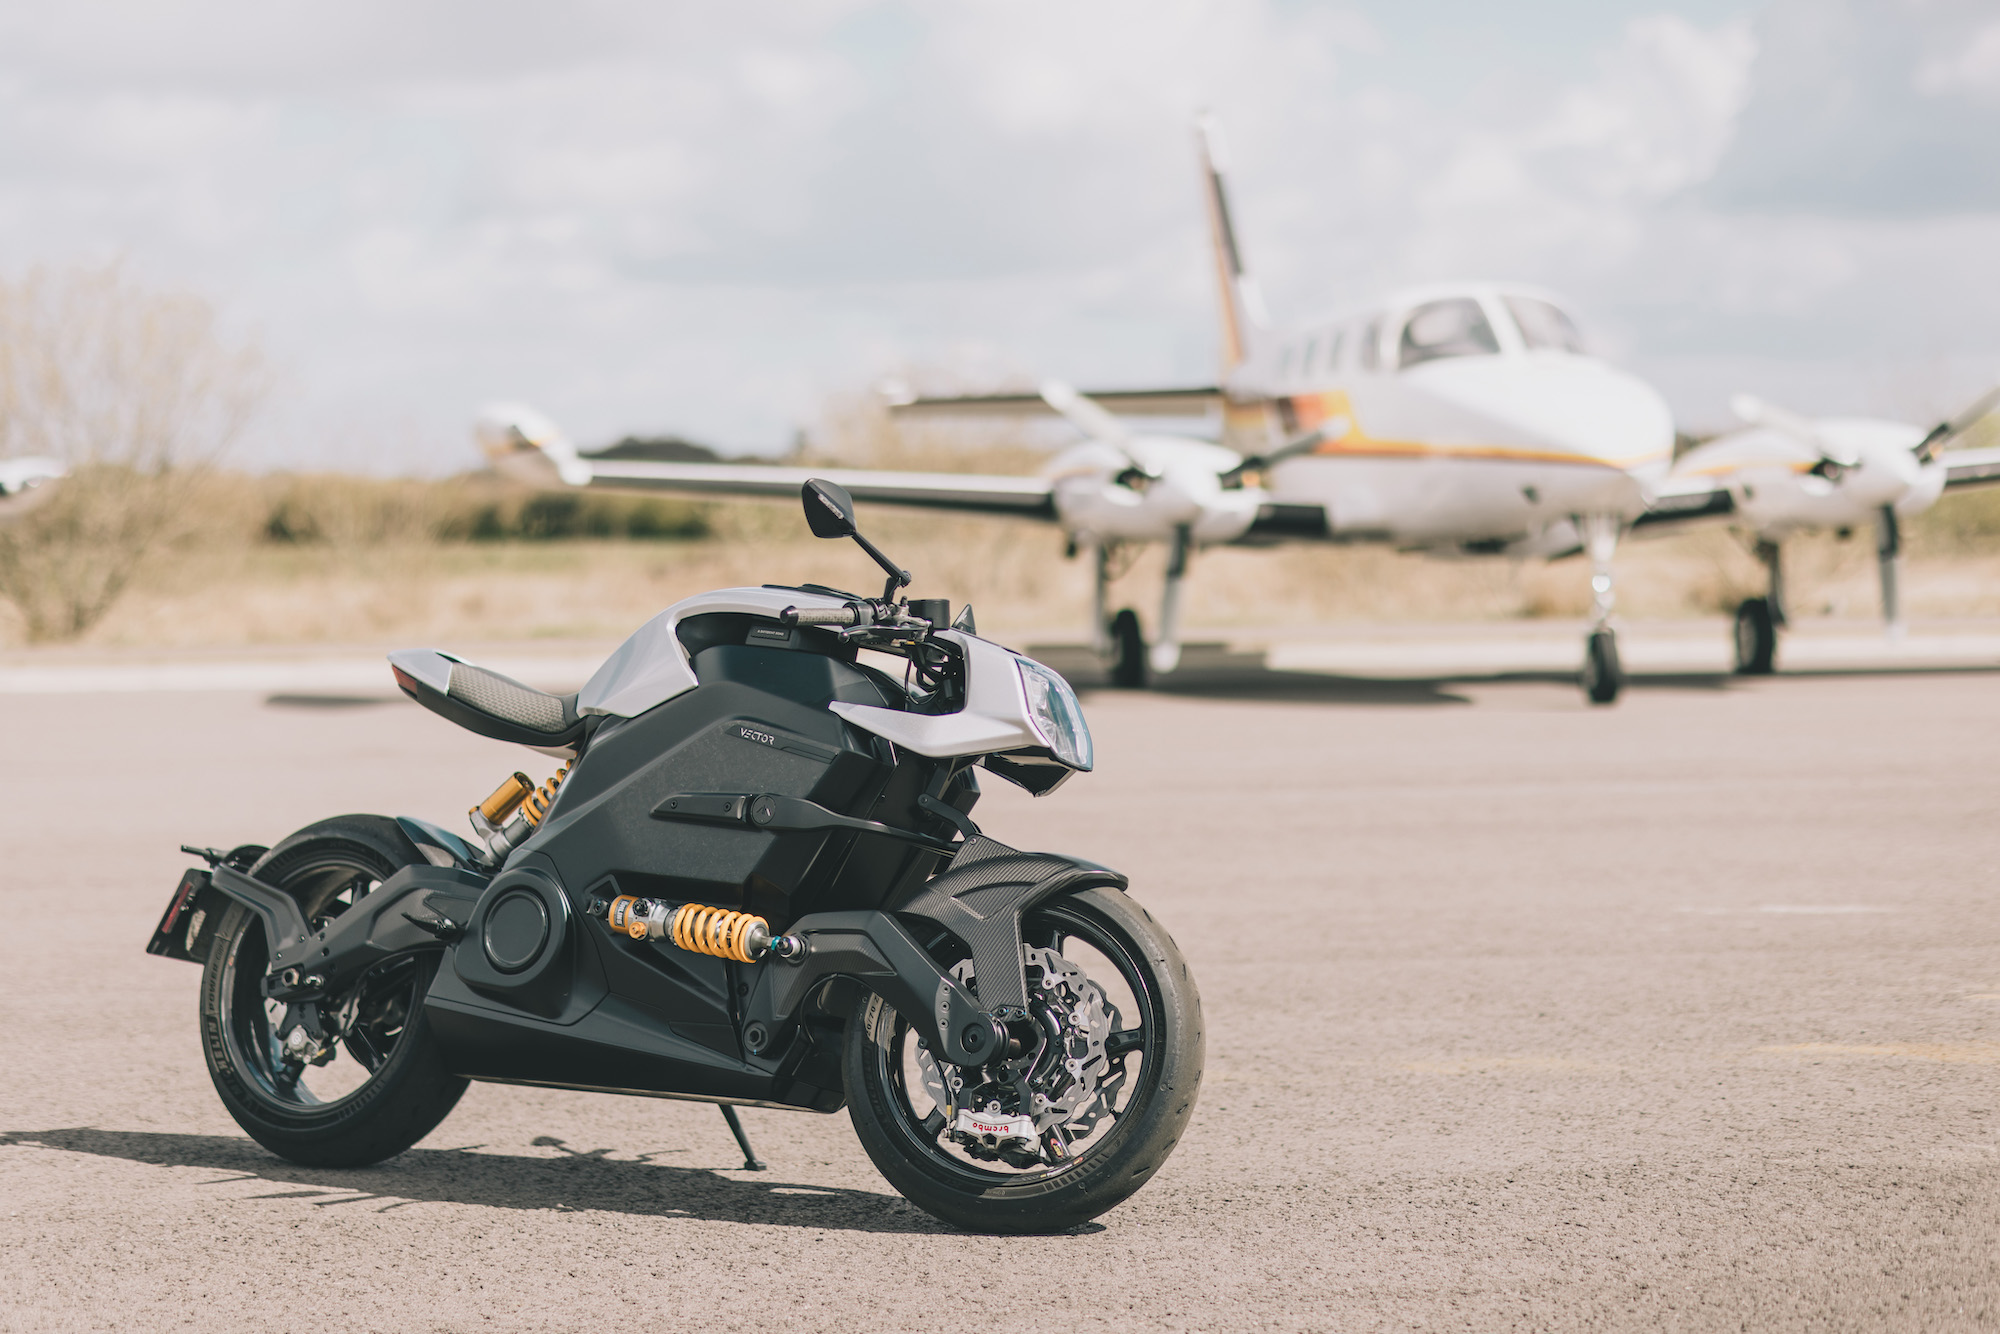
[1220, 283, 1676, 550]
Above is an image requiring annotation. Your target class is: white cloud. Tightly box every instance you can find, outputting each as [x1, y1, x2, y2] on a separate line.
[1915, 20, 2000, 104]
[0, 0, 1996, 468]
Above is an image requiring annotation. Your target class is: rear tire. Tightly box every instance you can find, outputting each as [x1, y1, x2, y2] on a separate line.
[1733, 597, 1776, 674]
[843, 887, 1202, 1234]
[199, 815, 468, 1167]
[1108, 608, 1147, 689]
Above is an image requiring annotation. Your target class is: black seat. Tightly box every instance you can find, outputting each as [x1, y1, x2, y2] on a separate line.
[388, 649, 585, 753]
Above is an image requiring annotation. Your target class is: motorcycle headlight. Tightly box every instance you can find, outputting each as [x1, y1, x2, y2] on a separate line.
[1016, 658, 1094, 771]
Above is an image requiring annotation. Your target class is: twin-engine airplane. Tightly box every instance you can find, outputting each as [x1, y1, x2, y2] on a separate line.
[480, 116, 2000, 703]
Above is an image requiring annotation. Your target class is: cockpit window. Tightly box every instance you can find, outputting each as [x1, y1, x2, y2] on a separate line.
[1398, 299, 1500, 370]
[1504, 295, 1584, 354]
[1358, 318, 1381, 372]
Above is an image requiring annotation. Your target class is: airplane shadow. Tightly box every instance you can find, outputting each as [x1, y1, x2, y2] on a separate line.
[1033, 642, 2000, 705]
[0, 1127, 1015, 1235]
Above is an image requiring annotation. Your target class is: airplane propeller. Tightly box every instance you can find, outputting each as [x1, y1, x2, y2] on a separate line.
[1217, 423, 1336, 487]
[1729, 393, 1858, 478]
[1912, 386, 2000, 463]
[1037, 380, 1159, 482]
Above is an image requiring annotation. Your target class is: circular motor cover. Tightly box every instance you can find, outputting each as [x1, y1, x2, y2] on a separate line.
[454, 866, 572, 1013]
[483, 889, 550, 972]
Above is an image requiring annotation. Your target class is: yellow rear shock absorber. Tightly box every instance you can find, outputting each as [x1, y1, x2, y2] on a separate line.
[606, 896, 803, 962]
[472, 772, 533, 828]
[468, 762, 570, 861]
[518, 761, 571, 828]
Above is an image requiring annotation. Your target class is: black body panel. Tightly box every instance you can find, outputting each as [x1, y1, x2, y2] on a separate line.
[368, 626, 1114, 1111]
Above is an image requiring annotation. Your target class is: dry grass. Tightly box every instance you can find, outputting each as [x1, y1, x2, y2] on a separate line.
[9, 426, 2000, 650]
[19, 494, 2000, 652]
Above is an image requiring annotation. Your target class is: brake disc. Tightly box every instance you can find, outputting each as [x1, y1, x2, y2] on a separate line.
[911, 945, 1124, 1151]
[1020, 944, 1121, 1136]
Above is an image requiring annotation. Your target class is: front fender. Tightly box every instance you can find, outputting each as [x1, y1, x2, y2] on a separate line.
[893, 834, 1128, 1016]
[744, 836, 1124, 1068]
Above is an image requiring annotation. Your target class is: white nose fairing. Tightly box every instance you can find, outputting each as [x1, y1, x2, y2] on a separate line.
[1258, 354, 1674, 545]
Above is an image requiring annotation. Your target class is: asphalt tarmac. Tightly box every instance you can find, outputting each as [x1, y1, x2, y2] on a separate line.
[4, 659, 1998, 1331]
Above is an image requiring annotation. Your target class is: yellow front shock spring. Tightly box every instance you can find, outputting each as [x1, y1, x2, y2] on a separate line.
[606, 896, 774, 962]
[669, 904, 771, 962]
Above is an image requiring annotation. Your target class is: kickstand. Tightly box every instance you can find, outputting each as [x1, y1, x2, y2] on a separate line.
[719, 1105, 766, 1171]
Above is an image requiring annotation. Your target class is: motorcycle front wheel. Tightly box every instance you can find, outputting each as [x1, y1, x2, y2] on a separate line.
[843, 886, 1203, 1234]
[199, 815, 467, 1167]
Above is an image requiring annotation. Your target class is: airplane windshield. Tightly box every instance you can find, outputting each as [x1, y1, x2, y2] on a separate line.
[1503, 295, 1584, 354]
[1399, 299, 1499, 370]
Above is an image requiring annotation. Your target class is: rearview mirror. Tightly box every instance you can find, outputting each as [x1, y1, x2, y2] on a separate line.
[802, 478, 857, 539]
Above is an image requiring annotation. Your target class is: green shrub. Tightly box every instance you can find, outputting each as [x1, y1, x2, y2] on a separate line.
[257, 474, 710, 545]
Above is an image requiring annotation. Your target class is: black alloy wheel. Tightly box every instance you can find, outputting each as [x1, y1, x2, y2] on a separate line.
[844, 887, 1202, 1234]
[199, 815, 467, 1167]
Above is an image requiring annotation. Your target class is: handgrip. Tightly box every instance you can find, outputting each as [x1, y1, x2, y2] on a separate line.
[783, 605, 859, 626]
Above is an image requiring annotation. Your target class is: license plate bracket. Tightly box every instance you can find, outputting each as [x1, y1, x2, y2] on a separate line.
[146, 868, 223, 964]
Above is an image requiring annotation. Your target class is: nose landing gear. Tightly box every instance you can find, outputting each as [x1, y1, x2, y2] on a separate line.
[1578, 513, 1625, 705]
[1088, 527, 1193, 689]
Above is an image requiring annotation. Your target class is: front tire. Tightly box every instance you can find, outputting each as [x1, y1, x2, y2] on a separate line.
[843, 887, 1202, 1234]
[199, 815, 468, 1167]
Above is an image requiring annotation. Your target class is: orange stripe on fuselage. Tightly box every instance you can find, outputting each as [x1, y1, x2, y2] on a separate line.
[1254, 389, 1665, 471]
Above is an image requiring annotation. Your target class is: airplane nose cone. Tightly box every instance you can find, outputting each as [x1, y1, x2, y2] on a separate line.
[1405, 357, 1675, 478]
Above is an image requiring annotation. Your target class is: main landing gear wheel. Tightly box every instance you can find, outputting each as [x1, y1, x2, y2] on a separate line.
[1107, 608, 1147, 689]
[1733, 597, 1777, 675]
[199, 816, 467, 1167]
[842, 887, 1202, 1234]
[1581, 628, 1623, 705]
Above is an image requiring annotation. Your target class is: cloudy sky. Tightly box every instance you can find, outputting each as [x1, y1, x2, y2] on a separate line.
[3, 0, 1998, 470]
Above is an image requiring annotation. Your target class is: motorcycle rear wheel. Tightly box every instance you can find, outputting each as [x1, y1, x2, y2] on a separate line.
[199, 815, 467, 1167]
[843, 886, 1203, 1233]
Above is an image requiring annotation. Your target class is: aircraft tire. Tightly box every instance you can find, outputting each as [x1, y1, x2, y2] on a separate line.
[1581, 628, 1622, 706]
[1108, 608, 1147, 689]
[1733, 598, 1776, 675]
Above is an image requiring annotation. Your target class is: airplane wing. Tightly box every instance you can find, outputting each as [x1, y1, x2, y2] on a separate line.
[1941, 446, 2000, 489]
[561, 458, 1058, 520]
[1630, 476, 1736, 532]
[888, 386, 1224, 419]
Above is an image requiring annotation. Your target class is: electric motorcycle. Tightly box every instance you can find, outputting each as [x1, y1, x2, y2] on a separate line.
[147, 479, 1203, 1233]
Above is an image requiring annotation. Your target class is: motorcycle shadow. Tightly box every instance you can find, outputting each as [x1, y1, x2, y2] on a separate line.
[1, 1127, 978, 1235]
[1028, 643, 1475, 705]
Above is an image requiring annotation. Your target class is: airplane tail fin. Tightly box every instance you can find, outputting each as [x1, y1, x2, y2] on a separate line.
[1195, 113, 1268, 378]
